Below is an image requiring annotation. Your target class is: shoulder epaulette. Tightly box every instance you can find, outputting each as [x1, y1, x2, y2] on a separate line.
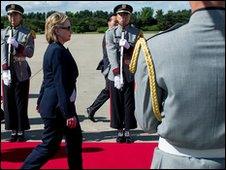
[29, 30, 36, 39]
[147, 22, 185, 41]
[129, 33, 162, 121]
[1, 26, 11, 45]
[2, 26, 11, 36]
[106, 27, 112, 32]
[106, 26, 117, 34]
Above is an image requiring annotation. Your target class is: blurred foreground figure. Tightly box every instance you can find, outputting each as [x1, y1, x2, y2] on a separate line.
[130, 1, 225, 169]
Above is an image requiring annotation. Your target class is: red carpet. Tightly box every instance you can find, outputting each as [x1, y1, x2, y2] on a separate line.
[1, 142, 158, 169]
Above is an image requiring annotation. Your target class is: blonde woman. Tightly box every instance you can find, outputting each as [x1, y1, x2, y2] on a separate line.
[21, 12, 83, 170]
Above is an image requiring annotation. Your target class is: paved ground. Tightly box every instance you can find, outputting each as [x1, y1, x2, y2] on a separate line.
[1, 33, 158, 142]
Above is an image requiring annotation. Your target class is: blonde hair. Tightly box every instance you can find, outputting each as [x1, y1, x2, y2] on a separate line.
[45, 12, 68, 44]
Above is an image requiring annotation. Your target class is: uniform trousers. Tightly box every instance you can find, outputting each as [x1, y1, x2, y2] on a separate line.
[21, 107, 83, 170]
[3, 78, 30, 131]
[1, 108, 4, 121]
[151, 147, 225, 169]
[109, 80, 137, 130]
[89, 78, 110, 115]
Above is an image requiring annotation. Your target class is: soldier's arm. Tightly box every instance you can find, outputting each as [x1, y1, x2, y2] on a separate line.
[134, 45, 162, 134]
[105, 29, 119, 75]
[24, 32, 35, 58]
[1, 30, 9, 70]
[16, 31, 35, 58]
[102, 33, 108, 60]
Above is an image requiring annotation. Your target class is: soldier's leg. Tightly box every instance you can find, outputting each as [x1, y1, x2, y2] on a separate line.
[87, 79, 110, 122]
[3, 82, 18, 130]
[3, 80, 19, 142]
[1, 108, 4, 121]
[109, 81, 124, 129]
[88, 85, 109, 115]
[123, 81, 137, 143]
[124, 81, 137, 130]
[14, 79, 30, 132]
[109, 81, 125, 142]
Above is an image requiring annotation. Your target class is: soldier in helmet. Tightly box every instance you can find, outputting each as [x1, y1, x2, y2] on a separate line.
[131, 1, 225, 169]
[105, 4, 141, 143]
[1, 4, 35, 142]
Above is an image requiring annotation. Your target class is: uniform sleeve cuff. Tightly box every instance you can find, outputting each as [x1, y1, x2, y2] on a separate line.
[16, 44, 25, 56]
[2, 63, 9, 70]
[112, 67, 120, 75]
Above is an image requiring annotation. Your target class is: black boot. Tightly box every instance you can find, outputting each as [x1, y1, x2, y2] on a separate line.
[124, 130, 133, 143]
[87, 107, 96, 122]
[17, 131, 26, 142]
[116, 129, 125, 143]
[9, 130, 17, 142]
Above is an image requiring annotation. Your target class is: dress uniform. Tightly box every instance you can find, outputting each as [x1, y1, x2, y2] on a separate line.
[86, 14, 117, 122]
[106, 4, 141, 143]
[86, 33, 110, 122]
[131, 5, 225, 169]
[1, 4, 35, 141]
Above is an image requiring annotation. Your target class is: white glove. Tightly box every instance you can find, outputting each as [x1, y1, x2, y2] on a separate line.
[119, 39, 130, 49]
[7, 37, 18, 48]
[2, 70, 11, 86]
[114, 75, 123, 89]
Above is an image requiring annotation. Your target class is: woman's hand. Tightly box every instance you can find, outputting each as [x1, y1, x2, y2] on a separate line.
[66, 116, 77, 128]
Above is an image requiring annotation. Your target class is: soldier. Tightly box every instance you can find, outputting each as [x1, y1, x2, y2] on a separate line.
[86, 13, 117, 122]
[130, 1, 225, 169]
[105, 4, 141, 143]
[1, 4, 35, 142]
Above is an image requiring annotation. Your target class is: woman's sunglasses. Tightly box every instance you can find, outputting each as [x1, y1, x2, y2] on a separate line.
[58, 26, 71, 31]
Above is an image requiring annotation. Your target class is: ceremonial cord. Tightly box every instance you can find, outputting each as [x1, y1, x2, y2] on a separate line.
[129, 34, 162, 121]
[30, 67, 43, 80]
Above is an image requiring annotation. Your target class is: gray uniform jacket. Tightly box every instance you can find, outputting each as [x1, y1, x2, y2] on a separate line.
[105, 24, 140, 81]
[135, 9, 225, 150]
[96, 31, 110, 78]
[1, 25, 34, 81]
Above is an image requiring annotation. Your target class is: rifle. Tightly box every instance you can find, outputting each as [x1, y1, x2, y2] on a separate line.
[1, 27, 13, 87]
[8, 27, 13, 68]
[119, 30, 125, 89]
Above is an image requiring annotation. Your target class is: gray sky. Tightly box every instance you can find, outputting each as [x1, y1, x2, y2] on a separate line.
[1, 1, 190, 16]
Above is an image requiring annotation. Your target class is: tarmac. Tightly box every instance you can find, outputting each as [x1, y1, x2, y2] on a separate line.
[1, 33, 158, 142]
